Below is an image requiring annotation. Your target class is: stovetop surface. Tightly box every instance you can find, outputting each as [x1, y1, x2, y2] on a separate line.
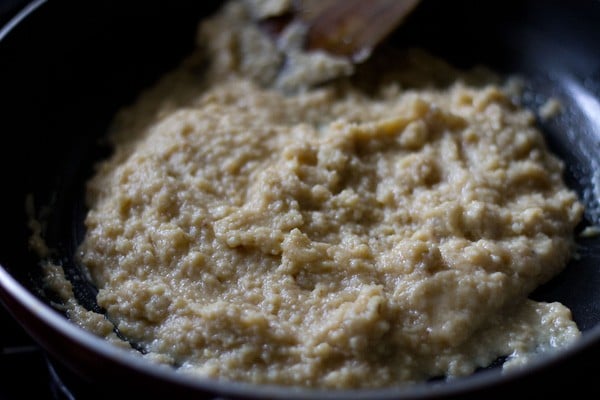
[1, 306, 66, 400]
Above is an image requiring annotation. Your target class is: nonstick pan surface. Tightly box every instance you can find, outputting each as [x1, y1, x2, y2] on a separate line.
[1, 0, 599, 399]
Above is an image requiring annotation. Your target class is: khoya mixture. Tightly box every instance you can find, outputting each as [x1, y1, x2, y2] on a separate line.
[38, 0, 585, 389]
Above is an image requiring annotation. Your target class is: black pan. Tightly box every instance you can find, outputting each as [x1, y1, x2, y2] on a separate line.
[1, 0, 599, 399]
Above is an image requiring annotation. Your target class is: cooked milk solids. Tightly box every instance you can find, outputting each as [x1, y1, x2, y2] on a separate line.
[47, 0, 584, 389]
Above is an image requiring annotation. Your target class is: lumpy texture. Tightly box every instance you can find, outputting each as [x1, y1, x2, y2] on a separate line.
[74, 0, 583, 389]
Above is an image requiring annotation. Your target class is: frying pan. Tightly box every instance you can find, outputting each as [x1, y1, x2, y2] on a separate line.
[1, 0, 599, 398]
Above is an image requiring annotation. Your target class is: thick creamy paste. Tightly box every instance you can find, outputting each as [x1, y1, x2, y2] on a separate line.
[61, 0, 584, 389]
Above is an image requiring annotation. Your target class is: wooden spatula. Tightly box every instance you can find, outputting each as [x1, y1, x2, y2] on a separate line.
[297, 0, 421, 62]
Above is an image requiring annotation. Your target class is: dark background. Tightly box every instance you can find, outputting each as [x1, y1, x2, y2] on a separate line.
[0, 4, 59, 398]
[0, 4, 52, 400]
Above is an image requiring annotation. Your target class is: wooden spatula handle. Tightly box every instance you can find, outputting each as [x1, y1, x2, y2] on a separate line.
[299, 0, 420, 62]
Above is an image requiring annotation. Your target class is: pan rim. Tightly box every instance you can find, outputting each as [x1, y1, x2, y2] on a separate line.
[1, 0, 599, 398]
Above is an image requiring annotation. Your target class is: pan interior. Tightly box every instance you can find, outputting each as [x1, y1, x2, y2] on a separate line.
[0, 0, 599, 396]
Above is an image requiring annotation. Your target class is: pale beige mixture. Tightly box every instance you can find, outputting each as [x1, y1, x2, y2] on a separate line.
[60, 0, 585, 389]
